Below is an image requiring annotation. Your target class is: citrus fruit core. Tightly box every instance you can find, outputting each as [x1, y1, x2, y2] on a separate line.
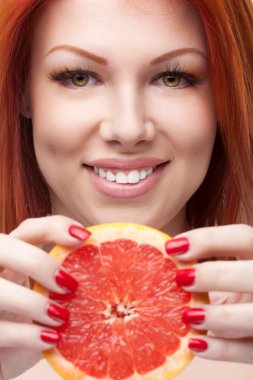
[34, 223, 207, 380]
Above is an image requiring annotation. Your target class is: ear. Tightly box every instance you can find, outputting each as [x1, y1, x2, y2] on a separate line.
[19, 79, 32, 119]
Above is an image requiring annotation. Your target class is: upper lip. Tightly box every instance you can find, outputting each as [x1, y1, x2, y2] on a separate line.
[85, 157, 169, 170]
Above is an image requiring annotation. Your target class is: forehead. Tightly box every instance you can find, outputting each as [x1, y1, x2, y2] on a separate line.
[32, 0, 207, 61]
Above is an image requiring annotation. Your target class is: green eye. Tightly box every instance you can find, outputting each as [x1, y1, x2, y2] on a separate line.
[163, 73, 181, 87]
[72, 72, 89, 86]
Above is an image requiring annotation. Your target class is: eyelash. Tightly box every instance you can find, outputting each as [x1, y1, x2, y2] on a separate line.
[48, 63, 202, 89]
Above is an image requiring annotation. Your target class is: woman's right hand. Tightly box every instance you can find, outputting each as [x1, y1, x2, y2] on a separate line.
[0, 215, 91, 380]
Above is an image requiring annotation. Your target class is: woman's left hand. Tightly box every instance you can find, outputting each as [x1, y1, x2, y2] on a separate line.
[165, 224, 253, 364]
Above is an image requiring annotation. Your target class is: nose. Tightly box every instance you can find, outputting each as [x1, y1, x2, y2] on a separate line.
[99, 85, 156, 150]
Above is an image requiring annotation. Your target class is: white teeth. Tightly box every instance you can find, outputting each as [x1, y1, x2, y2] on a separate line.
[146, 168, 153, 176]
[94, 166, 154, 184]
[98, 168, 106, 178]
[116, 172, 128, 184]
[106, 171, 116, 182]
[139, 170, 147, 180]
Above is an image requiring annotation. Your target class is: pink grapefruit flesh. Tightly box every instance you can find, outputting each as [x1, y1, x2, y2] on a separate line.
[34, 223, 208, 380]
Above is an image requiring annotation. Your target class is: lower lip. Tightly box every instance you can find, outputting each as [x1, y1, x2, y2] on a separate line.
[83, 163, 169, 199]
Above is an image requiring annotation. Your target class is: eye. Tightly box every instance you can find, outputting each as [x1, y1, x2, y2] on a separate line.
[49, 67, 101, 89]
[71, 72, 89, 87]
[162, 72, 181, 87]
[152, 66, 202, 89]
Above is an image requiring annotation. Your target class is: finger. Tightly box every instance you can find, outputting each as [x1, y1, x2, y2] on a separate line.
[187, 335, 253, 364]
[0, 321, 60, 350]
[0, 234, 77, 294]
[176, 261, 253, 293]
[0, 278, 69, 327]
[183, 303, 253, 338]
[9, 215, 91, 247]
[166, 224, 253, 260]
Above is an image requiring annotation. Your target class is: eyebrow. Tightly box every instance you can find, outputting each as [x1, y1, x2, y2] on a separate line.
[46, 45, 209, 65]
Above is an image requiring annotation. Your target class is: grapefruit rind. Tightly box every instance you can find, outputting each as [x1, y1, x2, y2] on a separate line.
[41, 342, 194, 380]
[34, 223, 208, 380]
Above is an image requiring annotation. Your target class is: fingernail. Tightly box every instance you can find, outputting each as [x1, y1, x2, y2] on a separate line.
[165, 237, 190, 255]
[40, 330, 60, 344]
[47, 303, 70, 323]
[175, 268, 196, 287]
[188, 338, 208, 352]
[183, 308, 206, 324]
[55, 269, 78, 293]
[68, 225, 91, 241]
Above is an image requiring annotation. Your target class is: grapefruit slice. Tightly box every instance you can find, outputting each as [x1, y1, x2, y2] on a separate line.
[34, 223, 208, 380]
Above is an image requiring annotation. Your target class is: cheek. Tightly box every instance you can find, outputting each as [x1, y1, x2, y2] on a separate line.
[30, 81, 99, 155]
[149, 86, 217, 156]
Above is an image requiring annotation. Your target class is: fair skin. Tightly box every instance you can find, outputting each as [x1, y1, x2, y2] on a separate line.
[27, 0, 216, 236]
[1, 1, 253, 379]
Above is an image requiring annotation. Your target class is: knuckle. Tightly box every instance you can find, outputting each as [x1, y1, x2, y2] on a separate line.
[0, 322, 40, 347]
[197, 261, 227, 291]
[22, 246, 46, 272]
[47, 214, 74, 223]
[241, 224, 253, 246]
[0, 232, 8, 241]
[26, 248, 59, 281]
[44, 215, 84, 240]
[9, 218, 35, 237]
[212, 307, 231, 330]
[17, 218, 34, 229]
[48, 216, 70, 232]
[217, 340, 230, 360]
[212, 264, 224, 288]
[197, 229, 214, 253]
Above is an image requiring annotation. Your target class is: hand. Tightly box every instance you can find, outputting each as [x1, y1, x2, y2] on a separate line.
[0, 215, 91, 379]
[165, 224, 253, 364]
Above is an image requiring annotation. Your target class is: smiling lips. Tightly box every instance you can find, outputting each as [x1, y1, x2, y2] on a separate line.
[84, 157, 169, 185]
[84, 158, 170, 198]
[85, 157, 169, 170]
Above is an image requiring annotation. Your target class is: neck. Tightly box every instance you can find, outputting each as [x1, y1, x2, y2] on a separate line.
[160, 208, 191, 237]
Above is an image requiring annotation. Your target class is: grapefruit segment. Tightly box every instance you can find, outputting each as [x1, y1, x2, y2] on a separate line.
[34, 223, 208, 380]
[109, 319, 135, 380]
[100, 239, 138, 301]
[61, 244, 117, 303]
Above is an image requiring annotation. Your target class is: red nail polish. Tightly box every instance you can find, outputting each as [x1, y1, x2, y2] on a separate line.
[188, 338, 208, 352]
[40, 330, 60, 344]
[175, 268, 196, 287]
[165, 237, 190, 255]
[183, 308, 205, 324]
[47, 303, 70, 322]
[69, 225, 91, 241]
[55, 270, 78, 293]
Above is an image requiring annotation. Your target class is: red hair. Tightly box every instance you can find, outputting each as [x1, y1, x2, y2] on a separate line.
[0, 0, 252, 233]
[187, 0, 253, 227]
[0, 0, 50, 232]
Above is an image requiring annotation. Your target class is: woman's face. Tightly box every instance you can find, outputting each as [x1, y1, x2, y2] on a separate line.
[28, 0, 216, 235]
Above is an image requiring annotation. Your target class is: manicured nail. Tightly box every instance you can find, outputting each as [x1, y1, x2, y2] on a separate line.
[183, 308, 205, 324]
[40, 330, 60, 344]
[165, 237, 190, 255]
[69, 225, 91, 241]
[47, 303, 70, 323]
[188, 338, 208, 352]
[175, 268, 196, 287]
[55, 269, 78, 293]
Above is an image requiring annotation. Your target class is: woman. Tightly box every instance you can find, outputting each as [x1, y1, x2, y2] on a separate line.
[0, 0, 252, 379]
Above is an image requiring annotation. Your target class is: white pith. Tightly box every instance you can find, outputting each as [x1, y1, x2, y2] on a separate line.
[93, 166, 155, 184]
